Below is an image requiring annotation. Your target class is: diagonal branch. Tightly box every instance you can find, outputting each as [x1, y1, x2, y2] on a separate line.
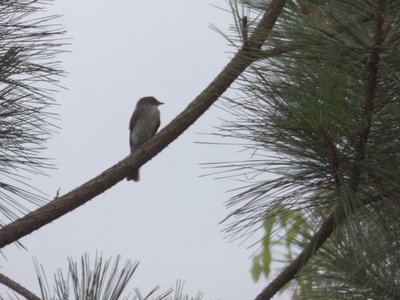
[0, 0, 287, 250]
[0, 273, 41, 300]
[255, 212, 336, 300]
[255, 1, 387, 299]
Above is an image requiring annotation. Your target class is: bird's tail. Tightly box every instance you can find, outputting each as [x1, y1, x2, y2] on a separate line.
[127, 168, 140, 182]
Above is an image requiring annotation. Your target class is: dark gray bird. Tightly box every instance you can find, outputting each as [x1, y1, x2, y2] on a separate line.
[127, 96, 163, 182]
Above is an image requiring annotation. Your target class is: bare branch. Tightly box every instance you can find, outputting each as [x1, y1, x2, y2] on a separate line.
[0, 0, 287, 250]
[0, 273, 41, 300]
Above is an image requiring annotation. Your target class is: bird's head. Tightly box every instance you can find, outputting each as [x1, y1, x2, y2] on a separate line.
[136, 96, 164, 107]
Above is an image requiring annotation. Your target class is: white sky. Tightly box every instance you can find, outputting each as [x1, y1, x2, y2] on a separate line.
[1, 1, 290, 299]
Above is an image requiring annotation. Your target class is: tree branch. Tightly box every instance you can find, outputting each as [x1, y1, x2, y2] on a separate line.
[255, 1, 386, 299]
[0, 273, 41, 300]
[0, 0, 287, 250]
[255, 212, 336, 300]
[350, 0, 385, 192]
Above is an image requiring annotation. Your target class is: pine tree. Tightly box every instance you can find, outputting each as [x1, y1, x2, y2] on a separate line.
[0, 2, 64, 225]
[216, 0, 400, 298]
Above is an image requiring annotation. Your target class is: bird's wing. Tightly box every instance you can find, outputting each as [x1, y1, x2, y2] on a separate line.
[129, 107, 141, 131]
[129, 107, 142, 151]
[153, 115, 160, 135]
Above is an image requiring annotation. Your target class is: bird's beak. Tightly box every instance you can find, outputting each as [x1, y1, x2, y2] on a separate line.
[158, 101, 164, 105]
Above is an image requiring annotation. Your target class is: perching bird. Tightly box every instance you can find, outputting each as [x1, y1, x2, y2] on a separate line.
[127, 96, 163, 182]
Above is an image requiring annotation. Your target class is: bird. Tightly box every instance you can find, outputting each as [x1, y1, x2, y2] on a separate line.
[127, 96, 163, 182]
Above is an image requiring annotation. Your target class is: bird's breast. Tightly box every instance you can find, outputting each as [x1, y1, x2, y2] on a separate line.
[130, 106, 160, 147]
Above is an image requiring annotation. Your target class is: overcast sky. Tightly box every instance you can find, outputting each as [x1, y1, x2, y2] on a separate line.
[1, 1, 290, 299]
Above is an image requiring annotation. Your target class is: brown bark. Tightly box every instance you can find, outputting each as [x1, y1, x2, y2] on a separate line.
[0, 0, 287, 250]
[0, 273, 41, 300]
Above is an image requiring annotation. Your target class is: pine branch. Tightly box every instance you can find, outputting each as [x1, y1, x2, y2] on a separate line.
[255, 212, 336, 300]
[255, 1, 387, 299]
[0, 0, 287, 250]
[0, 273, 41, 300]
[0, 0, 66, 224]
[349, 0, 385, 193]
[256, 13, 372, 60]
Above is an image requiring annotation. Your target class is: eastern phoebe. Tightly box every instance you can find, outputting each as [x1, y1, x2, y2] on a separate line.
[127, 96, 163, 182]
